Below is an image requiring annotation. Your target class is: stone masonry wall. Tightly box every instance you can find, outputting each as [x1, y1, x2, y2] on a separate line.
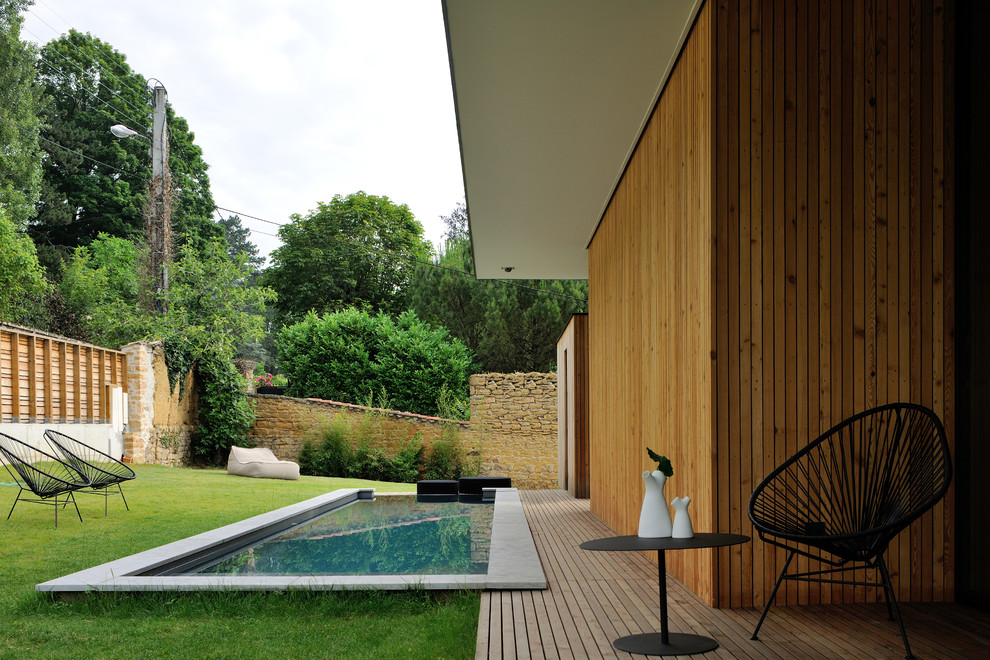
[246, 395, 472, 460]
[121, 340, 196, 466]
[244, 372, 558, 489]
[469, 372, 558, 489]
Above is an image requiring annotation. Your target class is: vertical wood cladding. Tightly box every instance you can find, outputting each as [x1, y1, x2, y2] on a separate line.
[588, 0, 953, 608]
[589, 1, 717, 604]
[1, 326, 127, 424]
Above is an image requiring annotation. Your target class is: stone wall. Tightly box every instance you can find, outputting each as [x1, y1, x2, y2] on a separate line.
[244, 372, 558, 489]
[468, 372, 558, 489]
[246, 395, 472, 461]
[121, 340, 196, 465]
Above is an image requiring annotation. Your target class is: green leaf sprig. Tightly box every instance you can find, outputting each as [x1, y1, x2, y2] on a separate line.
[647, 447, 674, 478]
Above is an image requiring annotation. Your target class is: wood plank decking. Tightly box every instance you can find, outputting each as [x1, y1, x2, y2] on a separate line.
[477, 490, 990, 659]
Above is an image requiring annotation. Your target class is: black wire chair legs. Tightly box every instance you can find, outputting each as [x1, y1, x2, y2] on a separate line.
[6, 485, 84, 528]
[82, 481, 130, 516]
[877, 554, 914, 659]
[750, 552, 916, 659]
[750, 550, 795, 641]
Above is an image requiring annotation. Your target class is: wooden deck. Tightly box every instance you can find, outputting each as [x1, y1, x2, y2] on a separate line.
[477, 490, 990, 659]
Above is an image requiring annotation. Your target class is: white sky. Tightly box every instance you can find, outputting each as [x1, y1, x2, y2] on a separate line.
[21, 0, 465, 263]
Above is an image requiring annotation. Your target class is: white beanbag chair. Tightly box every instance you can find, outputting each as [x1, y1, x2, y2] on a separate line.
[227, 446, 299, 480]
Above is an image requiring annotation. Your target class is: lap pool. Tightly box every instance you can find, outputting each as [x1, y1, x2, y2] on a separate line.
[36, 488, 546, 594]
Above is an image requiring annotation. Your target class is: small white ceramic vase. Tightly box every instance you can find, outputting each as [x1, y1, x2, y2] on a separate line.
[638, 470, 672, 538]
[671, 496, 694, 538]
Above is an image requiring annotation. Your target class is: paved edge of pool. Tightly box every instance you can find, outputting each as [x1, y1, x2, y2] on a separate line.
[35, 487, 547, 594]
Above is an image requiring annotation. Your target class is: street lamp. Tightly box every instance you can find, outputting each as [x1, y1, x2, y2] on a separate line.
[110, 82, 171, 313]
[109, 124, 145, 140]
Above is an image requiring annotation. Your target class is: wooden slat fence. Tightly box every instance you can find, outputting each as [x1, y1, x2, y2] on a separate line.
[0, 324, 127, 424]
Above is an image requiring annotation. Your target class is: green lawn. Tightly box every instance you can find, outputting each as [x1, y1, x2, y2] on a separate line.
[0, 465, 479, 659]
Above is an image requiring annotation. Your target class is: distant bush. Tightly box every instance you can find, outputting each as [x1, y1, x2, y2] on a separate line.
[298, 412, 472, 482]
[298, 415, 353, 477]
[276, 308, 472, 417]
[422, 424, 480, 481]
[350, 440, 424, 483]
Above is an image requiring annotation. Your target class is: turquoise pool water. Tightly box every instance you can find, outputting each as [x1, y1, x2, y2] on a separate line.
[195, 495, 495, 576]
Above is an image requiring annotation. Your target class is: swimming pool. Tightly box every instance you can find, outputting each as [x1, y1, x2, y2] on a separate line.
[36, 488, 546, 594]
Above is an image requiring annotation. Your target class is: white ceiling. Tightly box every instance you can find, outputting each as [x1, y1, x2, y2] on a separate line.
[443, 0, 703, 279]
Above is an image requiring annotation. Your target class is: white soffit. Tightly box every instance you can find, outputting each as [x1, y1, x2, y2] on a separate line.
[443, 0, 703, 280]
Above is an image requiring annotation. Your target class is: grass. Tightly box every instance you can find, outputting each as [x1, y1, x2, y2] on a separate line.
[0, 465, 480, 659]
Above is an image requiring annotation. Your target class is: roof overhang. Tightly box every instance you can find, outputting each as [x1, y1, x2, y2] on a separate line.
[443, 0, 703, 279]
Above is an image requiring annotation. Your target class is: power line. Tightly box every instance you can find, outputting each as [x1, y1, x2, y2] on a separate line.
[215, 206, 283, 227]
[0, 113, 134, 176]
[215, 206, 586, 304]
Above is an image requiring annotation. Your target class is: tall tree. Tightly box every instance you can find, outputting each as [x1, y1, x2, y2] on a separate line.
[0, 0, 44, 228]
[29, 30, 221, 271]
[263, 191, 433, 324]
[408, 205, 588, 373]
[218, 214, 264, 270]
[442, 201, 469, 241]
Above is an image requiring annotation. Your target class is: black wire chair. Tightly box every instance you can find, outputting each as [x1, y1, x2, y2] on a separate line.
[748, 402, 952, 659]
[0, 431, 91, 528]
[45, 430, 136, 516]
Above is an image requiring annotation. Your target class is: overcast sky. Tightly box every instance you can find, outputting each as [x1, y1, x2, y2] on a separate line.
[21, 0, 465, 263]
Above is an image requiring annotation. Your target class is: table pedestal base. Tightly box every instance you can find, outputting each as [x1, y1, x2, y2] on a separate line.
[612, 632, 719, 656]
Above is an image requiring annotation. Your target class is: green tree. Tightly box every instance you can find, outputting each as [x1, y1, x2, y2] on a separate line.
[0, 0, 44, 227]
[0, 205, 51, 325]
[58, 233, 146, 345]
[60, 234, 273, 353]
[29, 30, 221, 271]
[277, 308, 472, 417]
[60, 235, 275, 464]
[408, 206, 588, 373]
[263, 191, 433, 324]
[218, 214, 264, 270]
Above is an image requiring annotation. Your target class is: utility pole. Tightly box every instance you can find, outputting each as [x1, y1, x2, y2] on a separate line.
[148, 83, 171, 313]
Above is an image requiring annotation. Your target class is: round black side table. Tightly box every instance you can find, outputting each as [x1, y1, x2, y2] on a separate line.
[580, 533, 750, 656]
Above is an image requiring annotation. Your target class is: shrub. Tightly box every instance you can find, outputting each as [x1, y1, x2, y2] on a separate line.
[276, 308, 472, 417]
[436, 385, 469, 421]
[389, 440, 426, 483]
[191, 351, 257, 464]
[298, 414, 425, 483]
[298, 415, 353, 477]
[422, 424, 479, 480]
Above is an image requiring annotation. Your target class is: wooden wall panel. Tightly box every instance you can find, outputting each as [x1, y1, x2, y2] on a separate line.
[588, 0, 953, 608]
[0, 325, 127, 424]
[713, 0, 954, 607]
[588, 1, 716, 604]
[557, 313, 590, 498]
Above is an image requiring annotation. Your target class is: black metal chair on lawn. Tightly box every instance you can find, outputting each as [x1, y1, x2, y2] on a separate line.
[45, 429, 136, 516]
[748, 402, 952, 660]
[0, 431, 91, 527]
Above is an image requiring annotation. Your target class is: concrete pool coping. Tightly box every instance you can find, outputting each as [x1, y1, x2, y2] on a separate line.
[36, 487, 547, 594]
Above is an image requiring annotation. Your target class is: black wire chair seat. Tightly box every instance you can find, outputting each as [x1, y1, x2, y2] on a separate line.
[0, 431, 91, 528]
[748, 402, 951, 659]
[44, 430, 135, 516]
